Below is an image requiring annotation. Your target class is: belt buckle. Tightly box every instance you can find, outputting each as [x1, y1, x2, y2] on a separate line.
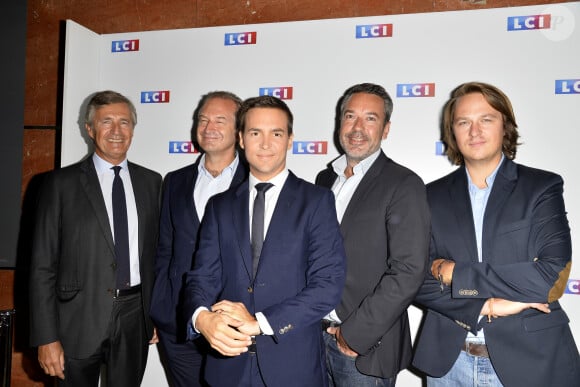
[248, 338, 257, 354]
[321, 319, 340, 331]
[464, 341, 489, 358]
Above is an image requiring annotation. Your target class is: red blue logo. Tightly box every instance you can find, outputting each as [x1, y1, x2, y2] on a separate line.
[565, 279, 580, 295]
[292, 141, 327, 155]
[141, 91, 170, 103]
[507, 15, 551, 31]
[555, 79, 580, 94]
[356, 24, 393, 39]
[396, 83, 435, 98]
[225, 32, 257, 46]
[169, 141, 198, 154]
[111, 40, 139, 52]
[259, 87, 293, 100]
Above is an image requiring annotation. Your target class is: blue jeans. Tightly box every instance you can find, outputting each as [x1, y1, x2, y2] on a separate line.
[324, 332, 395, 387]
[427, 350, 504, 387]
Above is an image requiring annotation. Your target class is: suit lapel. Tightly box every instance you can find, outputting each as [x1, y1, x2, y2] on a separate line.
[128, 162, 146, 259]
[340, 152, 387, 237]
[481, 159, 517, 263]
[448, 168, 479, 262]
[80, 158, 116, 256]
[257, 172, 297, 278]
[232, 182, 253, 280]
[185, 160, 201, 227]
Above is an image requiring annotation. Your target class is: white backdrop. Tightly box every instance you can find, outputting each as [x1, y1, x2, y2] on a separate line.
[61, 3, 579, 385]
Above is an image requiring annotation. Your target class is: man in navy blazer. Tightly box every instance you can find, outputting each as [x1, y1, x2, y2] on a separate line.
[149, 91, 247, 386]
[183, 95, 346, 386]
[413, 82, 580, 386]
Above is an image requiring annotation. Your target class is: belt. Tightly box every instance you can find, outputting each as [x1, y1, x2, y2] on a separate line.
[321, 319, 341, 331]
[248, 337, 257, 354]
[110, 284, 141, 298]
[462, 341, 489, 358]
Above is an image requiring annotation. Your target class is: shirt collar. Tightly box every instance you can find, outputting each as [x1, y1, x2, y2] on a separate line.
[197, 153, 239, 179]
[248, 169, 289, 191]
[331, 148, 381, 178]
[466, 154, 505, 194]
[92, 153, 128, 174]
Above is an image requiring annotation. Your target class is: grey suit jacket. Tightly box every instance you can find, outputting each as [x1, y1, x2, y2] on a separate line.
[29, 156, 161, 358]
[316, 151, 430, 378]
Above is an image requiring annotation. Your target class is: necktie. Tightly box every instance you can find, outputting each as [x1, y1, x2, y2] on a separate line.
[112, 166, 130, 289]
[251, 183, 273, 279]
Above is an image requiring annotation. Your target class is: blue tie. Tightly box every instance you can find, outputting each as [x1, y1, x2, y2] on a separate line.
[112, 166, 130, 289]
[251, 183, 273, 279]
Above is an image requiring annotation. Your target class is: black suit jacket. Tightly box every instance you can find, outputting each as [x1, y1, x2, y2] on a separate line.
[29, 156, 161, 358]
[316, 151, 430, 378]
[149, 157, 247, 337]
[413, 158, 580, 386]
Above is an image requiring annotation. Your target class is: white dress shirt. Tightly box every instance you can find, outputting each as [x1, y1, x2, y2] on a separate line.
[92, 153, 140, 286]
[193, 153, 240, 221]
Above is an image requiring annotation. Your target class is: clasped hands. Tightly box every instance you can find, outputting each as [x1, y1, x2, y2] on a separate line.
[196, 300, 261, 357]
[430, 258, 551, 319]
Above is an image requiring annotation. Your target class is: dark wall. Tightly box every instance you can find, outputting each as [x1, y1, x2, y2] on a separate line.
[0, 2, 27, 267]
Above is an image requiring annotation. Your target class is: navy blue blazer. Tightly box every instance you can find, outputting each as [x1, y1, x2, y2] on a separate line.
[183, 171, 346, 387]
[413, 158, 580, 386]
[149, 157, 247, 337]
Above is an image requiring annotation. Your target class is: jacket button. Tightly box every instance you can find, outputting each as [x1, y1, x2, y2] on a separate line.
[247, 287, 253, 293]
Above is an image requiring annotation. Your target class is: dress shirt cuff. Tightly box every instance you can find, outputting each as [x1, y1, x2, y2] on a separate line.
[255, 312, 273, 335]
[192, 306, 210, 333]
[324, 309, 342, 324]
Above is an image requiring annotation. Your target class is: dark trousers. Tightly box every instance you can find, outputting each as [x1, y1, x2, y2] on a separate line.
[157, 329, 208, 387]
[58, 292, 148, 387]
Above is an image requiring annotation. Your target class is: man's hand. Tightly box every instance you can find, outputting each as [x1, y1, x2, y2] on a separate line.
[149, 327, 159, 344]
[212, 300, 261, 336]
[481, 298, 551, 318]
[196, 310, 252, 356]
[431, 258, 454, 286]
[38, 341, 65, 379]
[327, 326, 358, 357]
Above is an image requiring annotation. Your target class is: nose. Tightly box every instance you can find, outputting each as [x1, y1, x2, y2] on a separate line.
[110, 121, 121, 134]
[352, 117, 363, 131]
[468, 121, 480, 137]
[260, 135, 271, 149]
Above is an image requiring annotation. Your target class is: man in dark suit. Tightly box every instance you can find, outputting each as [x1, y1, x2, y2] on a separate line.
[149, 91, 247, 386]
[29, 90, 162, 387]
[413, 82, 580, 386]
[316, 83, 430, 386]
[183, 95, 346, 386]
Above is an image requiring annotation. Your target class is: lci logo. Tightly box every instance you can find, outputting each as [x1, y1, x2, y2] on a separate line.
[293, 141, 327, 155]
[507, 14, 551, 31]
[111, 39, 139, 52]
[555, 79, 580, 94]
[169, 141, 199, 154]
[355, 24, 393, 39]
[224, 32, 257, 46]
[435, 141, 445, 156]
[397, 83, 435, 98]
[565, 279, 580, 295]
[259, 87, 293, 100]
[141, 91, 170, 104]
